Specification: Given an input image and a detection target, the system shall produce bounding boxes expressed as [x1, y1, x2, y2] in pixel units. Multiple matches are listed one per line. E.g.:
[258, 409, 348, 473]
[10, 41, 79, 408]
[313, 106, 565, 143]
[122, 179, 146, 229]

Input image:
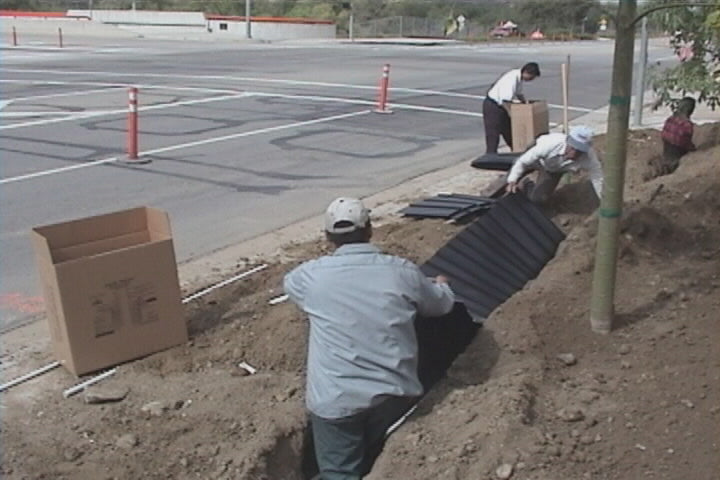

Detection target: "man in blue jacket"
[284, 197, 455, 480]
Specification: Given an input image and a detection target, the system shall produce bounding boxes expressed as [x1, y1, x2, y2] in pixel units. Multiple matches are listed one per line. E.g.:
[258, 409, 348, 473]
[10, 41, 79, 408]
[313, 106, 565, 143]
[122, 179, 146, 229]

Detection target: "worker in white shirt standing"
[506, 125, 604, 203]
[483, 62, 541, 153]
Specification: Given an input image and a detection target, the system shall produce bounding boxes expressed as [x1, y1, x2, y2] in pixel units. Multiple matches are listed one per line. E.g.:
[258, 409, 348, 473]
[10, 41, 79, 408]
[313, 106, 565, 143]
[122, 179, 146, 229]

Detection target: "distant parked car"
[490, 26, 514, 38]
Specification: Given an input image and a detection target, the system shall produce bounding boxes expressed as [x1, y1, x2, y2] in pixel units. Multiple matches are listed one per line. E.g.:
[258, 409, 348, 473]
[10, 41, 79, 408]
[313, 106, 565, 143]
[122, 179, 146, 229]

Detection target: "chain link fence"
[353, 16, 444, 39]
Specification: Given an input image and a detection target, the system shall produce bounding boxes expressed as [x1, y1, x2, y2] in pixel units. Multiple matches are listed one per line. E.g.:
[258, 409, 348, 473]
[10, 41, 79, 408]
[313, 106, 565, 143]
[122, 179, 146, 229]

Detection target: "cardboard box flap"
[33, 207, 151, 251]
[145, 208, 173, 241]
[52, 230, 153, 264]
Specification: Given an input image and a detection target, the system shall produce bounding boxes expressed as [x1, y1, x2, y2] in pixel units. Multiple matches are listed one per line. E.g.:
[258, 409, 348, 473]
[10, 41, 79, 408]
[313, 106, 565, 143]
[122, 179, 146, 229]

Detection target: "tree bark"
[589, 0, 637, 334]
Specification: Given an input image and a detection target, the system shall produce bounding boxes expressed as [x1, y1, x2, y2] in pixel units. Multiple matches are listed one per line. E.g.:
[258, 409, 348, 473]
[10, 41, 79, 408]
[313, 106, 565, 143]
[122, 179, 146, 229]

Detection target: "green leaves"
[647, 0, 720, 110]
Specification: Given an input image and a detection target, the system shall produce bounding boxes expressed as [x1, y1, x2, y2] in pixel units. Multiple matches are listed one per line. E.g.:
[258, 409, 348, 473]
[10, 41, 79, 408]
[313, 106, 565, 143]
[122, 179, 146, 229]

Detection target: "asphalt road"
[0, 37, 675, 331]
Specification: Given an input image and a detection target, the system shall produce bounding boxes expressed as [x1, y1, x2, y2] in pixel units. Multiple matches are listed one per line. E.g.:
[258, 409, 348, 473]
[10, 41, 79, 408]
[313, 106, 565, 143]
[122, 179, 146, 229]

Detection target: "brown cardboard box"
[510, 101, 550, 152]
[31, 207, 187, 376]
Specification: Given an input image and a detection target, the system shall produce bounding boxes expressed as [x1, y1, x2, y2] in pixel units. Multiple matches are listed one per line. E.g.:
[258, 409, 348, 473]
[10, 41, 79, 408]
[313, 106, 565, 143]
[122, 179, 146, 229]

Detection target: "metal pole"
[131, 0, 136, 11]
[58, 28, 63, 48]
[399, 16, 403, 38]
[245, 0, 252, 39]
[589, 0, 637, 334]
[349, 12, 354, 42]
[561, 63, 569, 133]
[633, 17, 649, 127]
[12, 26, 17, 47]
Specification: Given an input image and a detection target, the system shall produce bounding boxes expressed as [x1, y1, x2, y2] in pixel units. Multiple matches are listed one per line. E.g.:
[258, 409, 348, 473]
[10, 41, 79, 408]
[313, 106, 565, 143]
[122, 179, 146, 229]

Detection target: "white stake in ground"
[2, 265, 270, 394]
[63, 368, 117, 398]
[0, 361, 61, 393]
[182, 264, 268, 304]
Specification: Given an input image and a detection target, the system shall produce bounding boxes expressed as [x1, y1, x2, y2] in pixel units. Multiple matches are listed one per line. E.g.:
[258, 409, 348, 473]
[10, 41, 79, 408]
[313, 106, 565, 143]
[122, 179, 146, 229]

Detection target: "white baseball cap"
[324, 197, 370, 234]
[567, 125, 594, 153]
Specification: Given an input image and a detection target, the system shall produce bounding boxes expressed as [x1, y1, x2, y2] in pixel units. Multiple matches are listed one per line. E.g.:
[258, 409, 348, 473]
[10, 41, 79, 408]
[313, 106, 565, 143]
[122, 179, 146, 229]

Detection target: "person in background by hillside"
[655, 97, 697, 176]
[506, 125, 603, 203]
[483, 62, 541, 153]
[284, 197, 455, 480]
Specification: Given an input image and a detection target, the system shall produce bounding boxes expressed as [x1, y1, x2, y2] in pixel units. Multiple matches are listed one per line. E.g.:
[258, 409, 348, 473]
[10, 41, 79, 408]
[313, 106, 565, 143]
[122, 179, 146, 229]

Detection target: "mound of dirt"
[368, 134, 720, 479]
[1, 126, 718, 480]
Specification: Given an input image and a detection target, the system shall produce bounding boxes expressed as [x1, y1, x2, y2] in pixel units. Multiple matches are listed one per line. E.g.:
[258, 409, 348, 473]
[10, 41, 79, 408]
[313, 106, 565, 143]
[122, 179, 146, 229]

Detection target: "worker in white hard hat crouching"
[506, 125, 604, 203]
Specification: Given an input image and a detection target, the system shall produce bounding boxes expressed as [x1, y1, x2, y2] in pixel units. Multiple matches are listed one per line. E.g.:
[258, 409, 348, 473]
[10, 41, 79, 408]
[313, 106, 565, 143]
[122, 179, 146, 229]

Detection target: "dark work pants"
[482, 97, 513, 153]
[527, 169, 564, 203]
[310, 396, 416, 480]
[662, 140, 689, 173]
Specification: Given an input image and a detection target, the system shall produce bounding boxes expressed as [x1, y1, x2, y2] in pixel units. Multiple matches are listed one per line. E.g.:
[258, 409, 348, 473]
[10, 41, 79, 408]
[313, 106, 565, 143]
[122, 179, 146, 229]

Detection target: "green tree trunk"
[589, 0, 637, 333]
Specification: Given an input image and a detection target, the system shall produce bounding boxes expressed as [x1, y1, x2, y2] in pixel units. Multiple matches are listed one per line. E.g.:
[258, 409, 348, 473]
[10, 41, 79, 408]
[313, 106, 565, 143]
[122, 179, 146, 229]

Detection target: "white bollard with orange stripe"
[127, 87, 139, 160]
[374, 64, 393, 114]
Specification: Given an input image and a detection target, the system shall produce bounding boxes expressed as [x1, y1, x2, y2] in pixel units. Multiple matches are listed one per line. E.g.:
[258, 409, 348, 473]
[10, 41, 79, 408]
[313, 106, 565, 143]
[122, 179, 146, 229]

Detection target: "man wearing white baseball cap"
[284, 197, 455, 480]
[506, 125, 604, 203]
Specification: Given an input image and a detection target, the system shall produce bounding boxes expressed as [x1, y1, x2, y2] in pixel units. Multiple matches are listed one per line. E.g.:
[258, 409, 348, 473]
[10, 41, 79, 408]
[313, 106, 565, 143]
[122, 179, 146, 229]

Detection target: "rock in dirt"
[83, 386, 129, 404]
[618, 344, 631, 355]
[557, 408, 586, 422]
[557, 353, 577, 366]
[496, 463, 514, 479]
[116, 433, 139, 449]
[141, 401, 168, 416]
[63, 447, 83, 462]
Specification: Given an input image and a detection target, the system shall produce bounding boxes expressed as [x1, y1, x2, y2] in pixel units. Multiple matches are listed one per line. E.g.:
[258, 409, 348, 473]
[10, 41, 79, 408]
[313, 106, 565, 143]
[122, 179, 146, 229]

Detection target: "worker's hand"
[506, 181, 519, 194]
[434, 275, 449, 284]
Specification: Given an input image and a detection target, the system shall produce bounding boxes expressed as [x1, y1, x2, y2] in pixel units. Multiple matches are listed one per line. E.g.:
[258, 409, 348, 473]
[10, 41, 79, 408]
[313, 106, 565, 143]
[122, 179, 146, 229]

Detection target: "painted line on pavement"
[0, 79, 240, 96]
[247, 91, 485, 118]
[2, 68, 595, 112]
[142, 109, 370, 156]
[0, 156, 120, 185]
[0, 111, 83, 118]
[7, 86, 126, 103]
[0, 92, 250, 131]
[0, 109, 370, 185]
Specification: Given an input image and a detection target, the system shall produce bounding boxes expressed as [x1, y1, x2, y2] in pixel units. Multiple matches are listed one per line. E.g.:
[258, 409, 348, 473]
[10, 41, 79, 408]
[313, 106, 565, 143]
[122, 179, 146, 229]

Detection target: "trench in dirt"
[252, 304, 483, 479]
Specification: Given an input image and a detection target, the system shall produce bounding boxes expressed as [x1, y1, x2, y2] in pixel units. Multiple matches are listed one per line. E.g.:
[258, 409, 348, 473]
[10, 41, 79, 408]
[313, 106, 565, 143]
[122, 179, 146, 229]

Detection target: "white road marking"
[0, 109, 370, 185]
[8, 86, 125, 103]
[142, 109, 370, 156]
[0, 79, 239, 95]
[247, 91, 485, 118]
[0, 111, 82, 118]
[0, 92, 250, 131]
[0, 156, 119, 185]
[2, 68, 595, 112]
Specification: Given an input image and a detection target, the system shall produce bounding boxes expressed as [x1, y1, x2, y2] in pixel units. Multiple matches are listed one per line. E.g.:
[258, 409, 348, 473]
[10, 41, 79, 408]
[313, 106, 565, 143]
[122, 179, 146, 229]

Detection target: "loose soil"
[1, 124, 718, 480]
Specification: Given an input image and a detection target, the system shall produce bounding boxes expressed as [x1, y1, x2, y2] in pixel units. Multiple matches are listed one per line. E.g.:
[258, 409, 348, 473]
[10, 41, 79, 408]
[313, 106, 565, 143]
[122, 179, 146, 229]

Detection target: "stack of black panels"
[470, 152, 522, 171]
[400, 193, 495, 221]
[420, 193, 565, 321]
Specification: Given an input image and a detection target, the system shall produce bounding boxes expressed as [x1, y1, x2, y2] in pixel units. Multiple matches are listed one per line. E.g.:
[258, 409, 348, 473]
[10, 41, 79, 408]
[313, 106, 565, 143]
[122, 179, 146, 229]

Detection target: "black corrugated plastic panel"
[470, 152, 522, 171]
[421, 192, 565, 320]
[400, 194, 495, 221]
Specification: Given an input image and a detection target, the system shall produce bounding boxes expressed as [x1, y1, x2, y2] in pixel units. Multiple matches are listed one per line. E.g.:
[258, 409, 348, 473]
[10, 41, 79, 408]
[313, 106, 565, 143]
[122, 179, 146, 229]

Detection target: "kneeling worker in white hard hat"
[506, 125, 604, 203]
